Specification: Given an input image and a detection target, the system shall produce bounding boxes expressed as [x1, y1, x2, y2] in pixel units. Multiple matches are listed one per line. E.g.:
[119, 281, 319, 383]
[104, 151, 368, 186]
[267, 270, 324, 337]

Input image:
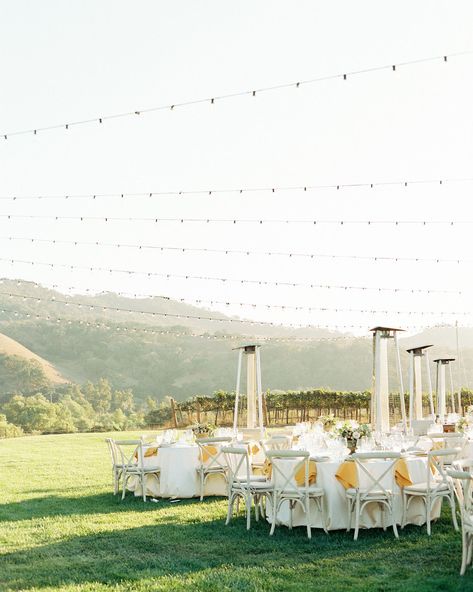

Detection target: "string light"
[0, 304, 374, 343]
[1, 50, 470, 141]
[0, 213, 471, 226]
[0, 235, 469, 265]
[1, 288, 471, 321]
[0, 258, 461, 294]
[0, 176, 471, 201]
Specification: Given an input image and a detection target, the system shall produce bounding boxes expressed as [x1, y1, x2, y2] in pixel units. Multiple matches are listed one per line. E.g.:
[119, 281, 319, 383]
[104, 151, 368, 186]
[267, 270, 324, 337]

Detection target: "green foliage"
[0, 353, 51, 396]
[0, 379, 143, 436]
[0, 413, 23, 438]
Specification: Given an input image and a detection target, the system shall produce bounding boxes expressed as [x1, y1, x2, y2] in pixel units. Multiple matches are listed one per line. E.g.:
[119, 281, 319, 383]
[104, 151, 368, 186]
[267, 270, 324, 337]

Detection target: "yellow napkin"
[394, 458, 412, 487]
[251, 443, 260, 455]
[295, 460, 317, 486]
[144, 446, 159, 458]
[199, 444, 218, 463]
[431, 440, 444, 451]
[263, 458, 272, 479]
[336, 460, 358, 489]
[262, 459, 316, 486]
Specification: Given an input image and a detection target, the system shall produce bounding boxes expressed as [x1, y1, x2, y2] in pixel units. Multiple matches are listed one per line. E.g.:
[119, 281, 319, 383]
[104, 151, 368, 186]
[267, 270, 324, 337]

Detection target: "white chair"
[196, 437, 232, 501]
[223, 446, 272, 530]
[113, 439, 160, 502]
[266, 450, 325, 539]
[345, 452, 401, 541]
[105, 437, 123, 495]
[448, 468, 473, 575]
[240, 428, 264, 441]
[427, 433, 466, 459]
[401, 448, 460, 535]
[411, 420, 434, 436]
[261, 436, 292, 453]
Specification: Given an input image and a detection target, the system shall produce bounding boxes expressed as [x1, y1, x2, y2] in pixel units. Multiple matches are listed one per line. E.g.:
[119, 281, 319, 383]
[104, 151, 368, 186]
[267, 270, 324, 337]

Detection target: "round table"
[268, 455, 441, 531]
[128, 443, 227, 499]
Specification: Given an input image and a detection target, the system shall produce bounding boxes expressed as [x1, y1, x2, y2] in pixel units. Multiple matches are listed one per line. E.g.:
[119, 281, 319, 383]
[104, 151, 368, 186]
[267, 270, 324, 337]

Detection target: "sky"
[0, 0, 472, 337]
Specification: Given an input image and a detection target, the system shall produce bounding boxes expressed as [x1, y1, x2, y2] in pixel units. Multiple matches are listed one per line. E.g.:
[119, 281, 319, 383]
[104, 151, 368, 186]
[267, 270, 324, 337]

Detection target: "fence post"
[170, 398, 178, 429]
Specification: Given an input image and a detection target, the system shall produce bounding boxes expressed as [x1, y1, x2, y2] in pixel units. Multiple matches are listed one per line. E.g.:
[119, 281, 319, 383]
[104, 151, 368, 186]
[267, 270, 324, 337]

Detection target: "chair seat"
[197, 466, 227, 474]
[403, 482, 450, 494]
[125, 466, 160, 475]
[346, 488, 393, 498]
[275, 486, 324, 497]
[233, 479, 272, 490]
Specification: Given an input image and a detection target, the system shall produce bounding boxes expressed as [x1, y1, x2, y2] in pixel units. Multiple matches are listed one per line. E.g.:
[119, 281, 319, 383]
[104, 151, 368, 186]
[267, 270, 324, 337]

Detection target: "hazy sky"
[0, 1, 472, 336]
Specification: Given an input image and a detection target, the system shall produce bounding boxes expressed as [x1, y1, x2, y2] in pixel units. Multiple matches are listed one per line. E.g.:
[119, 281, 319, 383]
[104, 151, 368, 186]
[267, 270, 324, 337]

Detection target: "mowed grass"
[0, 433, 471, 592]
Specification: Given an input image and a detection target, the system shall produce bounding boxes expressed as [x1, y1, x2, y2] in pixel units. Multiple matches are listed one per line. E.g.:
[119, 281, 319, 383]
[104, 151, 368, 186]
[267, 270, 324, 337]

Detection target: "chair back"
[112, 439, 144, 468]
[350, 452, 401, 496]
[453, 458, 473, 473]
[105, 438, 120, 466]
[222, 446, 252, 486]
[240, 428, 264, 441]
[427, 433, 465, 450]
[427, 447, 461, 489]
[261, 436, 292, 453]
[447, 469, 473, 526]
[196, 437, 232, 470]
[411, 419, 434, 436]
[266, 450, 310, 492]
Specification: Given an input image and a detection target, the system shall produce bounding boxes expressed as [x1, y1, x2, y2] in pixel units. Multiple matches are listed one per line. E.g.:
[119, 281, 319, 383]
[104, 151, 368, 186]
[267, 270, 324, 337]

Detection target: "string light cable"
[0, 257, 462, 295]
[1, 50, 471, 140]
[0, 305, 374, 343]
[1, 234, 471, 265]
[0, 176, 472, 201]
[0, 212, 473, 226]
[0, 288, 471, 320]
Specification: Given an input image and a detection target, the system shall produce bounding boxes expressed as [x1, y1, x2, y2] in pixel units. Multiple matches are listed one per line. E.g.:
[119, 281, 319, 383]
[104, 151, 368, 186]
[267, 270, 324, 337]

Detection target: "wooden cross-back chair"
[266, 450, 325, 539]
[345, 452, 401, 541]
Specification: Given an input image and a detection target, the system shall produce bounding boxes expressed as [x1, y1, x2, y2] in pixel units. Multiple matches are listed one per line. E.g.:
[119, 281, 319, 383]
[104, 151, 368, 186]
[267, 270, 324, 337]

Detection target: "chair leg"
[289, 501, 293, 530]
[246, 493, 252, 531]
[225, 493, 235, 525]
[401, 491, 407, 529]
[306, 497, 312, 540]
[390, 502, 399, 539]
[381, 503, 386, 531]
[121, 472, 127, 500]
[200, 471, 204, 502]
[354, 496, 360, 541]
[426, 496, 431, 536]
[461, 530, 468, 575]
[270, 494, 278, 536]
[449, 493, 459, 531]
[467, 533, 473, 566]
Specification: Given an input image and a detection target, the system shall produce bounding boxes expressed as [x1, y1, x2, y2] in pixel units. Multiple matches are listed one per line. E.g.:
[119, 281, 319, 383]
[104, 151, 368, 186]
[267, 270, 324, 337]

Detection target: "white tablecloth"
[268, 456, 441, 531]
[129, 444, 227, 499]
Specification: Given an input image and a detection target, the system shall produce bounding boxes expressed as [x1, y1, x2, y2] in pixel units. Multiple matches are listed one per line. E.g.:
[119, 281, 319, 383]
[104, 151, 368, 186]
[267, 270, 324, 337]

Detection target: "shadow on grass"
[0, 491, 209, 522]
[0, 504, 467, 592]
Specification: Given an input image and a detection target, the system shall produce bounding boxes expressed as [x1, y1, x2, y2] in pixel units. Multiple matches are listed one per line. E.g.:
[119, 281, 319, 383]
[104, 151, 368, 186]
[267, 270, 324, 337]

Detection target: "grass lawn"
[0, 432, 471, 592]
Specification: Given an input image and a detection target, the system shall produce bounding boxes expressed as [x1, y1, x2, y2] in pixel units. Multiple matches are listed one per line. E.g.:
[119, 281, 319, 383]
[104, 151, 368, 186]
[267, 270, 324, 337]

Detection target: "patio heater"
[406, 345, 434, 424]
[433, 358, 456, 420]
[370, 327, 407, 434]
[232, 344, 264, 436]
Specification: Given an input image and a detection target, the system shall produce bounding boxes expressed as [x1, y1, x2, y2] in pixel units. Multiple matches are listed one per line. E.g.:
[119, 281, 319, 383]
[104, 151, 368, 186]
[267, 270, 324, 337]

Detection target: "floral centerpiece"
[334, 420, 371, 454]
[191, 422, 216, 438]
[318, 413, 337, 432]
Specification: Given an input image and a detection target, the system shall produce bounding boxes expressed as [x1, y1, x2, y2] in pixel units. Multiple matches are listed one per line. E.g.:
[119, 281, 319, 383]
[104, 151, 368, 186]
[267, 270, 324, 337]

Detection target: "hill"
[0, 279, 470, 401]
[0, 332, 67, 385]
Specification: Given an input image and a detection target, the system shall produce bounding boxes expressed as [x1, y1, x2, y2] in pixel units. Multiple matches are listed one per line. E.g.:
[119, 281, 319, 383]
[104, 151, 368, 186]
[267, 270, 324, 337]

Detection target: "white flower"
[353, 431, 361, 440]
